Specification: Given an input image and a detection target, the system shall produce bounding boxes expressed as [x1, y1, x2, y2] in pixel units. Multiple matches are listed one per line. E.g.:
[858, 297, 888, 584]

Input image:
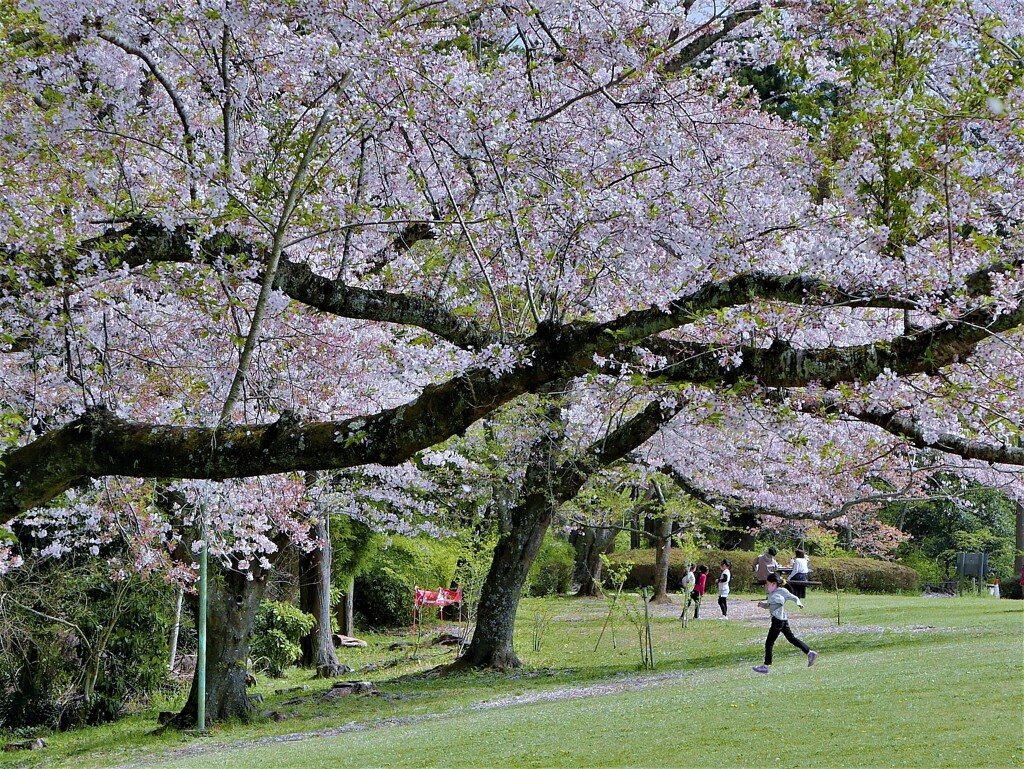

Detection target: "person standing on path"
[692, 564, 708, 620]
[752, 572, 818, 674]
[717, 559, 731, 618]
[753, 547, 778, 586]
[680, 564, 696, 625]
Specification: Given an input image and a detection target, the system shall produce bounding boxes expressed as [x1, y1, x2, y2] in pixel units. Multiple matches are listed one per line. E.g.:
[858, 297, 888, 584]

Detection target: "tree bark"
[449, 493, 554, 670]
[449, 396, 567, 671]
[174, 565, 267, 727]
[335, 574, 355, 637]
[299, 517, 345, 677]
[1015, 501, 1024, 577]
[650, 482, 674, 604]
[575, 525, 616, 597]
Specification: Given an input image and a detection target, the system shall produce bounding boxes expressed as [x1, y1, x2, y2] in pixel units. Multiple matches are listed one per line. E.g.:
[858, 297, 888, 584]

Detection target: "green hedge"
[999, 576, 1023, 600]
[608, 548, 920, 594]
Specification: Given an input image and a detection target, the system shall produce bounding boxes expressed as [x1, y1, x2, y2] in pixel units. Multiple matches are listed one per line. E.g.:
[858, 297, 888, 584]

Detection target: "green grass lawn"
[2, 593, 1021, 769]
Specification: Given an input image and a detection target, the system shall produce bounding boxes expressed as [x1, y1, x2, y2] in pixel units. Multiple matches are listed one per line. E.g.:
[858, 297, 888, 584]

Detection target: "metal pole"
[197, 532, 208, 732]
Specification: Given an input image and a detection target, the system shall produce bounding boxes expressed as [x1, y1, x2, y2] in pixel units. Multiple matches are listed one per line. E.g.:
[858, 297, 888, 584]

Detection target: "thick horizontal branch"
[0, 362, 540, 524]
[637, 298, 1024, 387]
[813, 403, 1024, 466]
[4, 221, 494, 351]
[1, 236, 1022, 522]
[119, 222, 499, 350]
[6, 222, 1019, 357]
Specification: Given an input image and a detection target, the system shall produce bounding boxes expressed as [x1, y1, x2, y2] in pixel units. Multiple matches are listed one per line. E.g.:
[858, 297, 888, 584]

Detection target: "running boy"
[752, 572, 818, 674]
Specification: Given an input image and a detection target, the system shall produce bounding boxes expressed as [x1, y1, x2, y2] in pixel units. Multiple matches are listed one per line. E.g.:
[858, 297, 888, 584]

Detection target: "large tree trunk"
[450, 397, 566, 671]
[299, 517, 346, 677]
[448, 397, 683, 672]
[575, 525, 617, 597]
[650, 482, 674, 604]
[175, 565, 267, 727]
[449, 494, 553, 670]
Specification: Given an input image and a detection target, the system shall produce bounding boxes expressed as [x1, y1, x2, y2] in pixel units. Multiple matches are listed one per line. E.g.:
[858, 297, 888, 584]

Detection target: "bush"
[893, 550, 944, 584]
[526, 536, 575, 596]
[354, 536, 462, 628]
[251, 601, 316, 677]
[354, 564, 412, 629]
[608, 548, 920, 594]
[0, 560, 175, 731]
[999, 575, 1023, 600]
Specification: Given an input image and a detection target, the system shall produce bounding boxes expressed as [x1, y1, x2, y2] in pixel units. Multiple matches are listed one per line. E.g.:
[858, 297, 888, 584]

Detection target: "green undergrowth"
[1, 594, 1019, 769]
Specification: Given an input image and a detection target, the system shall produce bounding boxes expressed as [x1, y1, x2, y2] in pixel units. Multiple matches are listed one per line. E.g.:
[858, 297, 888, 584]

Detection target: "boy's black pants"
[764, 617, 810, 664]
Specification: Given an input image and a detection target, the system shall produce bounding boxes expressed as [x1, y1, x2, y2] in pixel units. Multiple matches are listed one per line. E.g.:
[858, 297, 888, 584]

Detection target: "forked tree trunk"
[175, 565, 267, 726]
[449, 397, 565, 671]
[447, 397, 681, 672]
[299, 517, 346, 676]
[575, 525, 616, 597]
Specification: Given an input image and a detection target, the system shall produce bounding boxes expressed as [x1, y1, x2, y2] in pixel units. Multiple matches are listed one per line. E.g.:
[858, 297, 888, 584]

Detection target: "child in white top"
[717, 559, 731, 618]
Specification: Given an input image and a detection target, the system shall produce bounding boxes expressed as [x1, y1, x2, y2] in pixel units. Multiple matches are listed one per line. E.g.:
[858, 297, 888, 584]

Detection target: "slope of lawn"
[2, 593, 1021, 769]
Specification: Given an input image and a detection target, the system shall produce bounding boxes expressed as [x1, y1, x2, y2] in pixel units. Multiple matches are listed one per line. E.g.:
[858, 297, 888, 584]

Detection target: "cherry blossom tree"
[0, 0, 1021, 708]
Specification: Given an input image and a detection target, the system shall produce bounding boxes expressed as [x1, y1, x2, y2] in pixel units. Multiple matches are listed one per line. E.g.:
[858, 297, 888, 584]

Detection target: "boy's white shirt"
[764, 587, 803, 620]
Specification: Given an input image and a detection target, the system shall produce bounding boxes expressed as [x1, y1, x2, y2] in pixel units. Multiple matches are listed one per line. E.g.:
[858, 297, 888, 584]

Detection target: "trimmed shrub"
[609, 548, 920, 594]
[251, 601, 316, 677]
[354, 564, 412, 629]
[526, 536, 575, 596]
